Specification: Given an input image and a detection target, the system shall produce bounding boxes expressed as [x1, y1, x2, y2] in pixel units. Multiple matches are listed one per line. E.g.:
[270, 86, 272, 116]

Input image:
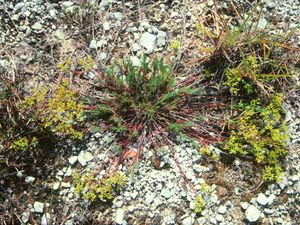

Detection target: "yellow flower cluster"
[224, 94, 288, 182]
[73, 172, 126, 202]
[42, 80, 83, 139]
[19, 80, 83, 140]
[57, 55, 96, 73]
[225, 55, 258, 95]
[194, 194, 206, 214]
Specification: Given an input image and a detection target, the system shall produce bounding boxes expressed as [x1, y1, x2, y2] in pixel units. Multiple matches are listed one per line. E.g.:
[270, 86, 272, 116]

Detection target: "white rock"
[14, 3, 26, 11]
[100, 0, 111, 10]
[54, 30, 65, 40]
[132, 43, 140, 52]
[41, 213, 51, 225]
[153, 198, 162, 207]
[61, 182, 71, 188]
[258, 18, 268, 29]
[103, 22, 110, 31]
[115, 200, 123, 208]
[145, 192, 156, 205]
[257, 193, 269, 205]
[17, 171, 24, 178]
[291, 175, 299, 182]
[240, 202, 249, 210]
[25, 176, 35, 183]
[64, 167, 72, 177]
[245, 205, 261, 222]
[128, 205, 135, 212]
[53, 182, 60, 190]
[12, 14, 19, 21]
[210, 193, 218, 203]
[87, 71, 96, 79]
[114, 12, 123, 20]
[99, 52, 107, 60]
[89, 39, 98, 49]
[216, 214, 224, 222]
[68, 156, 78, 165]
[22, 212, 29, 223]
[97, 39, 107, 48]
[94, 132, 102, 139]
[115, 208, 125, 224]
[140, 21, 150, 28]
[62, 1, 74, 7]
[78, 151, 94, 166]
[57, 170, 64, 176]
[210, 217, 217, 224]
[140, 32, 156, 52]
[277, 176, 288, 189]
[200, 209, 208, 216]
[24, 10, 31, 17]
[207, 0, 214, 7]
[161, 189, 172, 199]
[156, 31, 167, 46]
[182, 216, 195, 225]
[130, 191, 138, 199]
[267, 194, 276, 205]
[130, 56, 140, 67]
[32, 22, 43, 31]
[33, 201, 44, 213]
[218, 205, 227, 214]
[49, 9, 57, 18]
[65, 220, 74, 225]
[264, 208, 274, 215]
[162, 209, 176, 224]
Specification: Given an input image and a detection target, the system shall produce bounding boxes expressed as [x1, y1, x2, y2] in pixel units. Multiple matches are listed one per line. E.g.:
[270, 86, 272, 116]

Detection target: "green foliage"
[224, 94, 288, 182]
[73, 172, 126, 202]
[167, 122, 194, 135]
[84, 56, 221, 149]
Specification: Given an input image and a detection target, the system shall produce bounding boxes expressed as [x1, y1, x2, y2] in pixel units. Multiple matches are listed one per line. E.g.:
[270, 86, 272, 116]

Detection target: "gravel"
[0, 0, 299, 224]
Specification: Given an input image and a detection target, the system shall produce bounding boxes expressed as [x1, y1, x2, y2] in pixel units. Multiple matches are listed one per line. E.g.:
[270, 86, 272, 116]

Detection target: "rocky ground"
[0, 0, 299, 225]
